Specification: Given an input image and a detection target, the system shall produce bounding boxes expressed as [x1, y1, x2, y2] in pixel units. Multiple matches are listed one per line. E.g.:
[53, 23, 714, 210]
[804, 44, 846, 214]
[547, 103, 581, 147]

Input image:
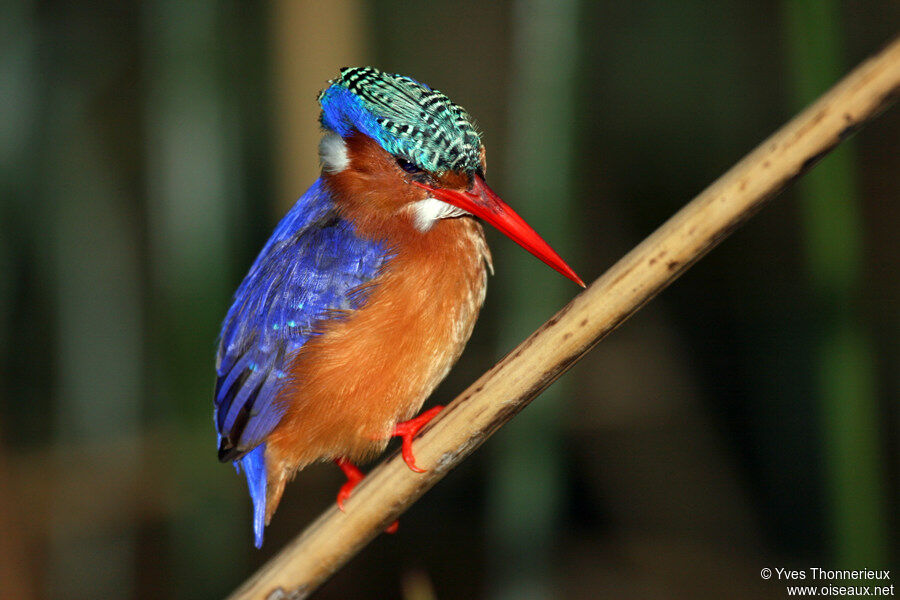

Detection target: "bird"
[214, 66, 584, 548]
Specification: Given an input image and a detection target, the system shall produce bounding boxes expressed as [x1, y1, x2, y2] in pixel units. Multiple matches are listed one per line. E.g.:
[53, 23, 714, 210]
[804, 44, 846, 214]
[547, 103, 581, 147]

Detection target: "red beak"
[414, 176, 585, 287]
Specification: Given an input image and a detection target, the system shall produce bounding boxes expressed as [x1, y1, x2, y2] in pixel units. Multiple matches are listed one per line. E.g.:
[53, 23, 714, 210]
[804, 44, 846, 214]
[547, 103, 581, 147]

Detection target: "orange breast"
[266, 216, 489, 474]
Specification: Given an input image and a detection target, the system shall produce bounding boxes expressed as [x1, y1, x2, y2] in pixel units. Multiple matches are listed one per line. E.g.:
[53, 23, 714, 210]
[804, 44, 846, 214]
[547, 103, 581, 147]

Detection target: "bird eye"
[396, 158, 422, 174]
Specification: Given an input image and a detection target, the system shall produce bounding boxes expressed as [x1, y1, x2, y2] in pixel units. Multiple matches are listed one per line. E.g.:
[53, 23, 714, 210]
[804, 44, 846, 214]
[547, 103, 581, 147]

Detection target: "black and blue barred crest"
[318, 66, 483, 173]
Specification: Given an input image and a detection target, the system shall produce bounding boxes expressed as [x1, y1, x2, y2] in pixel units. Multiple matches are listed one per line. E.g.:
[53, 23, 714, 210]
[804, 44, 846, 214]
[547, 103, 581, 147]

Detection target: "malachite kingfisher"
[214, 66, 584, 547]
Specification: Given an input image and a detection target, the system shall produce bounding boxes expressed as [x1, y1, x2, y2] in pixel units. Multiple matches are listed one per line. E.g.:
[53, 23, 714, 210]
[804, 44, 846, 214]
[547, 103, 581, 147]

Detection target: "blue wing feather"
[214, 178, 388, 459]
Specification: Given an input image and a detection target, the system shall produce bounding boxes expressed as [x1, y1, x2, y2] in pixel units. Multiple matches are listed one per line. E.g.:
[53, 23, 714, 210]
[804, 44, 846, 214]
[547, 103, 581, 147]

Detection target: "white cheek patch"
[318, 132, 349, 173]
[409, 197, 470, 231]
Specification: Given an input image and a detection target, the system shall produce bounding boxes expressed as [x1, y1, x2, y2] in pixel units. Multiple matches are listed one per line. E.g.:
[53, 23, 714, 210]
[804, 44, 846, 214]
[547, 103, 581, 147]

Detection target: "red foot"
[334, 458, 364, 512]
[333, 458, 399, 534]
[392, 405, 444, 473]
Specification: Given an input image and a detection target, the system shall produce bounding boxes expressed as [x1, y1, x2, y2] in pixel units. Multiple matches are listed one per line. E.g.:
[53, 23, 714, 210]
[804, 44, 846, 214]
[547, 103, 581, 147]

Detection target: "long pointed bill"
[414, 176, 585, 287]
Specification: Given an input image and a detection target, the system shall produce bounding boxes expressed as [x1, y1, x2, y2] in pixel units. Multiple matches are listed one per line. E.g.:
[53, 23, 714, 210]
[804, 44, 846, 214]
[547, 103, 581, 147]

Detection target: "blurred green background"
[1, 1, 898, 599]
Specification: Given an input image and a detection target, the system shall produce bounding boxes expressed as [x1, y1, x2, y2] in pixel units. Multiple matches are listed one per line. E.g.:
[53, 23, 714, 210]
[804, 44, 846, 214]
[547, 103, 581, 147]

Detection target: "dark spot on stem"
[800, 142, 839, 173]
[838, 120, 861, 141]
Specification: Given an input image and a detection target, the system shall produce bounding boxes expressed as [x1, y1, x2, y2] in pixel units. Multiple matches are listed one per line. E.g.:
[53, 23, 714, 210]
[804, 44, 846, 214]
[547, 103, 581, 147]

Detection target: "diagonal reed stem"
[228, 35, 900, 600]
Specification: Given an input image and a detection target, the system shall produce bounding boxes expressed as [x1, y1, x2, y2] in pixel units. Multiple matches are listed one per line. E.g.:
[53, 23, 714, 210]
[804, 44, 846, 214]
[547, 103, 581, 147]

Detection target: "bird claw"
[392, 405, 444, 473]
[334, 404, 444, 528]
[334, 458, 399, 534]
[334, 458, 364, 511]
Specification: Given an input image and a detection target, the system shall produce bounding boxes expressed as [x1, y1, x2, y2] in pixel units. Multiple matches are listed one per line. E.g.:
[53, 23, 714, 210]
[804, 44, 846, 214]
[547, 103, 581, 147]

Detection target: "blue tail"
[237, 444, 268, 548]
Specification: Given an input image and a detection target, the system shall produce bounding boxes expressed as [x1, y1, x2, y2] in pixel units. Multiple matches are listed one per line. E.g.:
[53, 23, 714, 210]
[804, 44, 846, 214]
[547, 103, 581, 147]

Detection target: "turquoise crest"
[318, 67, 483, 174]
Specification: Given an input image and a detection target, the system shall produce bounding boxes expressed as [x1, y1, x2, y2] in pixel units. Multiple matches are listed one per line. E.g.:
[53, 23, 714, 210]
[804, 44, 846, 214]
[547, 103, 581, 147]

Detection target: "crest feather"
[318, 67, 483, 173]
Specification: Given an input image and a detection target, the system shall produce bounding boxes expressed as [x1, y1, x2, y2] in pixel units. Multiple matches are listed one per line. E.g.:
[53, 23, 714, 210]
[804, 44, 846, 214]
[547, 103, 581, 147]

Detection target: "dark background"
[1, 1, 898, 598]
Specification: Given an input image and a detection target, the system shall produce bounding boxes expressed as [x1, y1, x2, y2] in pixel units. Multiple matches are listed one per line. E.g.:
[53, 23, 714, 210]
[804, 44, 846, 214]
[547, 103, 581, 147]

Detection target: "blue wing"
[214, 178, 388, 461]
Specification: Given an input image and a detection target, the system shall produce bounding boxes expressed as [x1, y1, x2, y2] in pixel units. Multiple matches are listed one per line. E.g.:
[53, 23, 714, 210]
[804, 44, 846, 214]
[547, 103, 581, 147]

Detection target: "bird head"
[317, 67, 584, 287]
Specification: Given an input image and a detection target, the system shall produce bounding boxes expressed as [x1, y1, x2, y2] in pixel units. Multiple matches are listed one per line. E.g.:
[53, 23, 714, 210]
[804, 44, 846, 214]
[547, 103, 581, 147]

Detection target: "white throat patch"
[318, 132, 349, 173]
[409, 197, 469, 231]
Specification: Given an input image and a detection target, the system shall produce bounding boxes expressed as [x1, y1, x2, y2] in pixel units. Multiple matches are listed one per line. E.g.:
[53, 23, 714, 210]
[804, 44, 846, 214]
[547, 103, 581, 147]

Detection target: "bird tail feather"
[237, 444, 268, 548]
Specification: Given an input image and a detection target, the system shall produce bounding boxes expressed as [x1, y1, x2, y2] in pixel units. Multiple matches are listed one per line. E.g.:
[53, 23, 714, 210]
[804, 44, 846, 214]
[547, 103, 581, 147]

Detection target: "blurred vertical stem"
[43, 5, 143, 598]
[142, 1, 242, 595]
[270, 0, 370, 211]
[782, 0, 886, 567]
[487, 1, 579, 599]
